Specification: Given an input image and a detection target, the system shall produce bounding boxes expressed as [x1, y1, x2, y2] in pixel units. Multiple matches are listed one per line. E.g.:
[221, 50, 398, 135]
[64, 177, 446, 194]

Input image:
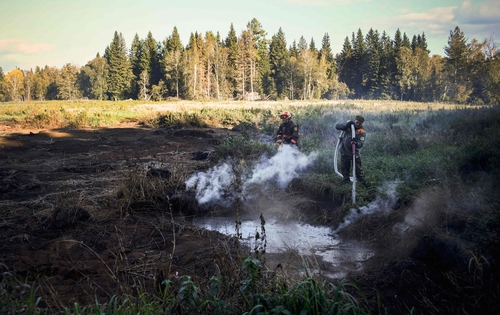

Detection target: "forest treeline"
[1, 18, 499, 104]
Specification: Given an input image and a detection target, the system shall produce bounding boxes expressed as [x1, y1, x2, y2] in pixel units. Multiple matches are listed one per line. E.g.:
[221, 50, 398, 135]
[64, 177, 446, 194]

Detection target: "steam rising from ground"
[246, 145, 318, 189]
[185, 145, 318, 204]
[185, 162, 236, 205]
[332, 181, 400, 233]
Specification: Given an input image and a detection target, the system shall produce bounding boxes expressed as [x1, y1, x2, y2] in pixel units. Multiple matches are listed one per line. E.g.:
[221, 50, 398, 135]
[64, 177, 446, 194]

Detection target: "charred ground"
[1, 122, 498, 314]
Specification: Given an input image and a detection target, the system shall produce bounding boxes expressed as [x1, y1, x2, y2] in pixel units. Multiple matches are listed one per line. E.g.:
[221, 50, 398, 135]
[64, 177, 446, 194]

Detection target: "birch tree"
[137, 70, 150, 100]
[23, 69, 34, 101]
[4, 69, 24, 101]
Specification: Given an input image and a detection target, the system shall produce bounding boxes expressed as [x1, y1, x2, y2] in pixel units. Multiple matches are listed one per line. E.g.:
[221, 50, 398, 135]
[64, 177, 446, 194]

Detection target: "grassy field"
[0, 99, 478, 129]
[1, 99, 499, 314]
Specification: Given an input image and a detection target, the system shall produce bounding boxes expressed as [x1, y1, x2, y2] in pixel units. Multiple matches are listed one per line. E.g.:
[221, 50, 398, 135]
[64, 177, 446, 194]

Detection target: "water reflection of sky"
[193, 216, 374, 274]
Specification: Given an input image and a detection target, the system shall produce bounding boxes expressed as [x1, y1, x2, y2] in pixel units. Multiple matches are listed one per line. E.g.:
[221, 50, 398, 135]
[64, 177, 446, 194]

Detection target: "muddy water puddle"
[193, 215, 374, 278]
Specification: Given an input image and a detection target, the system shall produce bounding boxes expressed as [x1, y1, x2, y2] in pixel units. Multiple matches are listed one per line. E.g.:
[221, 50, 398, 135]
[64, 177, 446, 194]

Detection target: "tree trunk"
[250, 60, 254, 100]
[193, 63, 197, 98]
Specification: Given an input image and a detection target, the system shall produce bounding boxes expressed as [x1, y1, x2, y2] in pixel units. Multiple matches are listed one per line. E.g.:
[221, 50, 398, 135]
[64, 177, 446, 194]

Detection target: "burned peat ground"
[0, 122, 498, 314]
[0, 124, 250, 307]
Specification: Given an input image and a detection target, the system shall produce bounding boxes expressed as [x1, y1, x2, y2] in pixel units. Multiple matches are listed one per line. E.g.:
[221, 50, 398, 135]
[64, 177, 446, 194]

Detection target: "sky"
[1, 0, 499, 73]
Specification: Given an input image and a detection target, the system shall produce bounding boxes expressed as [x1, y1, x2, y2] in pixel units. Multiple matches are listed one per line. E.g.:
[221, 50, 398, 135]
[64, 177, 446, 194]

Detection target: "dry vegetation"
[1, 100, 499, 314]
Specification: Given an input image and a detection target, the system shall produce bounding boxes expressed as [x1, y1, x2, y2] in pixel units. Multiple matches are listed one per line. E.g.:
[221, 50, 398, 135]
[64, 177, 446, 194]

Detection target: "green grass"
[1, 259, 368, 315]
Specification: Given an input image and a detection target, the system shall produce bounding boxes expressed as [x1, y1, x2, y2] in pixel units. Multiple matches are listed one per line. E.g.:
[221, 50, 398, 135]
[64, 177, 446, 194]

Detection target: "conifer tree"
[379, 31, 395, 98]
[163, 26, 184, 98]
[364, 28, 381, 97]
[444, 26, 472, 102]
[298, 36, 308, 52]
[166, 26, 183, 52]
[419, 32, 430, 53]
[269, 28, 289, 99]
[309, 38, 317, 53]
[289, 41, 298, 59]
[104, 31, 131, 100]
[319, 33, 335, 79]
[140, 31, 161, 95]
[337, 36, 354, 91]
[411, 35, 418, 51]
[249, 18, 272, 99]
[392, 29, 405, 98]
[129, 33, 142, 98]
[352, 28, 367, 97]
[224, 23, 239, 98]
[402, 33, 411, 48]
[393, 29, 403, 54]
[283, 46, 299, 100]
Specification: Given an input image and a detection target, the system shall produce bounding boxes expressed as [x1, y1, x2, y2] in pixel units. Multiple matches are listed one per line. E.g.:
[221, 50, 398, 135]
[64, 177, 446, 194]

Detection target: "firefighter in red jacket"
[276, 111, 299, 146]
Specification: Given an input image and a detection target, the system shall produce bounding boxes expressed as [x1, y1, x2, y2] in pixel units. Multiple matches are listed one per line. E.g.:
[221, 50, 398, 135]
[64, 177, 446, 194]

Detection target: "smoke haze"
[332, 181, 400, 233]
[185, 145, 318, 204]
[185, 161, 236, 205]
[246, 145, 318, 189]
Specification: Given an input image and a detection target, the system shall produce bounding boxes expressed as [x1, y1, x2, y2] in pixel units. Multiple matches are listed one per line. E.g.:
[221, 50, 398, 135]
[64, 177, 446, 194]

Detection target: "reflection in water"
[193, 215, 374, 278]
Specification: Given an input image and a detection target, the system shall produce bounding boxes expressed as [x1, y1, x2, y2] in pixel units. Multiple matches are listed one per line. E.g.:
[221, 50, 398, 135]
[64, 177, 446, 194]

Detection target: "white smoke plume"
[185, 145, 318, 204]
[185, 161, 235, 205]
[246, 145, 318, 189]
[332, 181, 400, 233]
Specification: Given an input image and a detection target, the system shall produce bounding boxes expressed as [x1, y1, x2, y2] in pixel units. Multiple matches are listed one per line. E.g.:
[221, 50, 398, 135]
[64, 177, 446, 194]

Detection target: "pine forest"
[1, 19, 499, 104]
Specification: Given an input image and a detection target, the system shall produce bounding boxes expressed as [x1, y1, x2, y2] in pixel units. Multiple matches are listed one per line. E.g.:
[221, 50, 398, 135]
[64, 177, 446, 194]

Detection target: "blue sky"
[1, 0, 499, 73]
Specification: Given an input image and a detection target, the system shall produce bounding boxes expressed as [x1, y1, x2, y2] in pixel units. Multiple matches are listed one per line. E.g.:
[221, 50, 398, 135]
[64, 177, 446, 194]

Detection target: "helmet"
[355, 115, 365, 123]
[280, 111, 291, 119]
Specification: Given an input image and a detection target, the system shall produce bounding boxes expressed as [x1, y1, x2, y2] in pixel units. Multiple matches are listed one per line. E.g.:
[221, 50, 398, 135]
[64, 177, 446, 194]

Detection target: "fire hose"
[334, 123, 357, 205]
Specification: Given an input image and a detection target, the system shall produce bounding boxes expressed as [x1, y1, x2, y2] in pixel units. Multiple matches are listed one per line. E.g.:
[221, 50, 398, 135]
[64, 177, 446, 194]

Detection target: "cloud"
[365, 1, 499, 42]
[453, 0, 500, 25]
[283, 0, 371, 6]
[0, 39, 53, 55]
[377, 6, 456, 38]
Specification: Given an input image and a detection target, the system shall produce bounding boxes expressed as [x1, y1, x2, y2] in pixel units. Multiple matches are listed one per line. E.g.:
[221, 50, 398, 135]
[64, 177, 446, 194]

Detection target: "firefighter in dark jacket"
[276, 111, 299, 146]
[335, 115, 366, 184]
